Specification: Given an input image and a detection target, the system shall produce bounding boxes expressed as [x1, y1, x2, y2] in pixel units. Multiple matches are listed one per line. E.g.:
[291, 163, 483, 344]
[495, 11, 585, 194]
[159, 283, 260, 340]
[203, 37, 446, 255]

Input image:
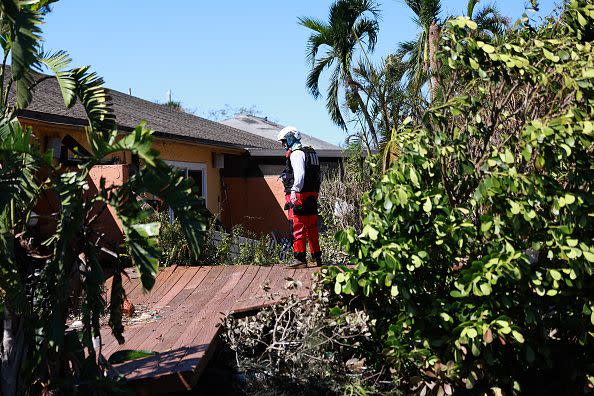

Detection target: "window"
[164, 160, 208, 202]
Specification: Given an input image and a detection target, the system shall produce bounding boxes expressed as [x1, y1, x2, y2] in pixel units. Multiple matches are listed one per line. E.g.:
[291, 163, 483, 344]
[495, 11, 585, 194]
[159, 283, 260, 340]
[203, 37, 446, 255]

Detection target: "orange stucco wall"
[221, 175, 290, 235]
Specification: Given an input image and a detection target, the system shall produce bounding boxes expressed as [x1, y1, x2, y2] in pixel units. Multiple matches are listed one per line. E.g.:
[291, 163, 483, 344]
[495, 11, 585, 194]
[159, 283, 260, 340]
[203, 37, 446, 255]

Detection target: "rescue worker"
[277, 126, 322, 268]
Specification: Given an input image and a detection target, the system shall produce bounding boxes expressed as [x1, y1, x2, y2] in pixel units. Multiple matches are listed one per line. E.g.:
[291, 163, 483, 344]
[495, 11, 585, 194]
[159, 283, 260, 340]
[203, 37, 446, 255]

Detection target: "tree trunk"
[346, 72, 378, 149]
[1, 304, 25, 396]
[354, 92, 379, 149]
[428, 20, 441, 102]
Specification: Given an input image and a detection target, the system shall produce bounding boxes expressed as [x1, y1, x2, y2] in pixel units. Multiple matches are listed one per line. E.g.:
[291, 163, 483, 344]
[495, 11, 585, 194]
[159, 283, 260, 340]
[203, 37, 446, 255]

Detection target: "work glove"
[290, 191, 297, 204]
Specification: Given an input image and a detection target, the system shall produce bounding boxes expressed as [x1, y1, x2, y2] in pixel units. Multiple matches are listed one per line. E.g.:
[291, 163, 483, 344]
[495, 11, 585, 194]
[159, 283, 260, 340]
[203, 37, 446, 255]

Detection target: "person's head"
[277, 126, 301, 150]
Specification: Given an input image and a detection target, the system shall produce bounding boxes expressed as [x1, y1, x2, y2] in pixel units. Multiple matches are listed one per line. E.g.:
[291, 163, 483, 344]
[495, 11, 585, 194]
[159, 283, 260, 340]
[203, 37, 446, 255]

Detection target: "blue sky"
[42, 0, 559, 146]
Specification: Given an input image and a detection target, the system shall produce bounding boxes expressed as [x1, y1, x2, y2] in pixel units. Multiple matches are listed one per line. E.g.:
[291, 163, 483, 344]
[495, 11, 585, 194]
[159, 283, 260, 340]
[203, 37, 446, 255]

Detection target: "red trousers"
[286, 192, 320, 255]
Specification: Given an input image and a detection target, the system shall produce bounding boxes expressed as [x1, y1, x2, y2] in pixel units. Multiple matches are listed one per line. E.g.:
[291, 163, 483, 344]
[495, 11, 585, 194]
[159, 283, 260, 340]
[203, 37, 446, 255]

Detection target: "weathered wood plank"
[99, 264, 319, 393]
[101, 265, 178, 353]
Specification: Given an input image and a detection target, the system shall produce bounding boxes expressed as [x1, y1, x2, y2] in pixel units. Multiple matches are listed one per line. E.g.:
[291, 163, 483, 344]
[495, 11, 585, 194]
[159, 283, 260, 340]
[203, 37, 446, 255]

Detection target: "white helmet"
[277, 126, 301, 141]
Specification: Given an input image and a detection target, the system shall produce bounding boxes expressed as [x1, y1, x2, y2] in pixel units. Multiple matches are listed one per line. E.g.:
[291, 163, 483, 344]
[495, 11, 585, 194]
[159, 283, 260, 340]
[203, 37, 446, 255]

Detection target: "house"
[219, 115, 344, 234]
[15, 76, 344, 243]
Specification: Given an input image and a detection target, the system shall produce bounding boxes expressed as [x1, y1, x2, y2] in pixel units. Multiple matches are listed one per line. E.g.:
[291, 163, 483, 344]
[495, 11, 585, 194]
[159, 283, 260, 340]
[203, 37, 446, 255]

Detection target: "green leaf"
[583, 251, 594, 263]
[481, 43, 495, 54]
[363, 225, 379, 241]
[39, 50, 77, 108]
[543, 48, 559, 62]
[108, 349, 156, 364]
[549, 269, 561, 281]
[11, 7, 43, 108]
[440, 312, 453, 322]
[512, 330, 525, 343]
[479, 283, 492, 295]
[125, 223, 161, 291]
[423, 197, 432, 213]
[334, 280, 342, 295]
[409, 168, 419, 187]
[510, 201, 521, 215]
[329, 306, 343, 317]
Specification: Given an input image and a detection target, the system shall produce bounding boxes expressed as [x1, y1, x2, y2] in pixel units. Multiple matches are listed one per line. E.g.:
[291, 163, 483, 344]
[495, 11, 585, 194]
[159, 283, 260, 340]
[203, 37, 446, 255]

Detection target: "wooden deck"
[100, 265, 318, 394]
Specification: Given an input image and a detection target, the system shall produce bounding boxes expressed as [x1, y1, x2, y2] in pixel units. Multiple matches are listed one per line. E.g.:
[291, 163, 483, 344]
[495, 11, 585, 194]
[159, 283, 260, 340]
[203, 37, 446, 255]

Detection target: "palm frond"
[326, 64, 346, 129]
[306, 52, 335, 99]
[38, 50, 77, 108]
[298, 16, 327, 33]
[71, 66, 115, 133]
[10, 6, 43, 108]
[353, 17, 379, 52]
[473, 3, 509, 36]
[467, 0, 480, 18]
[405, 0, 441, 26]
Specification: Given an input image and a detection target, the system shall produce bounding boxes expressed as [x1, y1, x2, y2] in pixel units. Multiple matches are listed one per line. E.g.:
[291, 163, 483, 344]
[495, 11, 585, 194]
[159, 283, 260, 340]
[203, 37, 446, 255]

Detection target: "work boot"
[313, 251, 323, 267]
[288, 252, 307, 269]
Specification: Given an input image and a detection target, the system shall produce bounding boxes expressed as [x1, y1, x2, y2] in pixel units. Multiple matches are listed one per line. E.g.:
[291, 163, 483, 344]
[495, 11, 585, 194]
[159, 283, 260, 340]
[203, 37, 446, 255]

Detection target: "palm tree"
[396, 0, 441, 101]
[353, 55, 407, 143]
[300, 0, 380, 146]
[398, 0, 508, 102]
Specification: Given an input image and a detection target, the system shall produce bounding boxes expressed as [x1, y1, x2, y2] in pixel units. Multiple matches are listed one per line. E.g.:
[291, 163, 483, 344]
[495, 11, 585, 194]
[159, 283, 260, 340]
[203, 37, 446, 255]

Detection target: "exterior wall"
[19, 118, 245, 255]
[20, 119, 126, 163]
[222, 176, 289, 235]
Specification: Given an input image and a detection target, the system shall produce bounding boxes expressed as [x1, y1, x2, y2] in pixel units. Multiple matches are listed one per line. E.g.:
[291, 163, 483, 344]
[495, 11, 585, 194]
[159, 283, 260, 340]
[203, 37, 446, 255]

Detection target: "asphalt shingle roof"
[220, 115, 343, 157]
[10, 70, 279, 150]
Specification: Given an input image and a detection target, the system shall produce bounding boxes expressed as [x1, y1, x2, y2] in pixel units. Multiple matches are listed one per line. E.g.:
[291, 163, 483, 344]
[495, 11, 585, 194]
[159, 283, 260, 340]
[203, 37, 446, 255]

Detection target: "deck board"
[101, 266, 178, 354]
[99, 264, 317, 393]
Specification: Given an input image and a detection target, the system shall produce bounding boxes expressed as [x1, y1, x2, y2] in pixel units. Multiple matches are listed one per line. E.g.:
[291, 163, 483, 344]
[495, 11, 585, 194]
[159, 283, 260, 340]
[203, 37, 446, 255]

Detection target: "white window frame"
[165, 160, 208, 203]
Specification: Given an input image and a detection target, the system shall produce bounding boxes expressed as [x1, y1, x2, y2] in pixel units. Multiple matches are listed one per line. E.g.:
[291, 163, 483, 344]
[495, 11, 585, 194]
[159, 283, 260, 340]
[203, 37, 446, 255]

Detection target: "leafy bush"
[229, 225, 284, 266]
[152, 213, 286, 266]
[328, 2, 594, 394]
[319, 147, 374, 235]
[147, 211, 195, 266]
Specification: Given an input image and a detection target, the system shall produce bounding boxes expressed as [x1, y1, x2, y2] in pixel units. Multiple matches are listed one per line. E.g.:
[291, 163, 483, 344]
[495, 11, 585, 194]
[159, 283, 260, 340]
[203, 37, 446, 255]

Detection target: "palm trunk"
[1, 304, 25, 396]
[428, 21, 441, 102]
[354, 92, 378, 149]
[346, 72, 378, 149]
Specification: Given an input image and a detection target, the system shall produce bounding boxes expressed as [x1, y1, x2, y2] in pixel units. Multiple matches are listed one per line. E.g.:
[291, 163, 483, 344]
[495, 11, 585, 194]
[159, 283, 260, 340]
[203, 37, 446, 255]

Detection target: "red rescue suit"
[281, 147, 322, 263]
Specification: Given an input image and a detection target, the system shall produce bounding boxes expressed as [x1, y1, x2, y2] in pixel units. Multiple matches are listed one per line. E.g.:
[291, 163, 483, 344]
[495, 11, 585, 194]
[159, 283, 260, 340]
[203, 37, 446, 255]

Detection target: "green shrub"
[328, 2, 594, 394]
[147, 211, 194, 266]
[154, 215, 286, 266]
[230, 225, 284, 266]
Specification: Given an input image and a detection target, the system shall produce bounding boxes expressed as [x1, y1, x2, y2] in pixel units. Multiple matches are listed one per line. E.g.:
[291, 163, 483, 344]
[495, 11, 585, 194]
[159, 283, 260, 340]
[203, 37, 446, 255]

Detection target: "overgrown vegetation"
[326, 1, 594, 394]
[223, 285, 386, 395]
[318, 147, 374, 264]
[151, 211, 287, 266]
